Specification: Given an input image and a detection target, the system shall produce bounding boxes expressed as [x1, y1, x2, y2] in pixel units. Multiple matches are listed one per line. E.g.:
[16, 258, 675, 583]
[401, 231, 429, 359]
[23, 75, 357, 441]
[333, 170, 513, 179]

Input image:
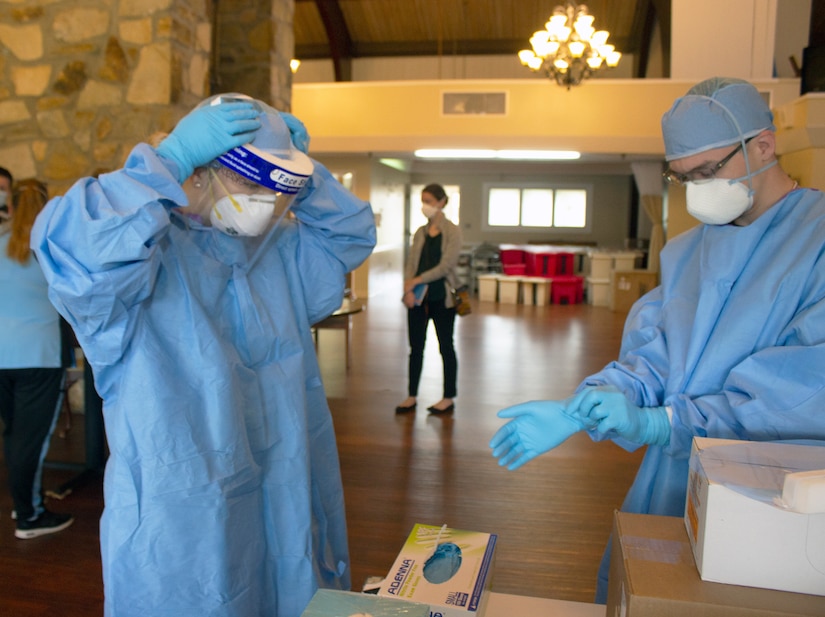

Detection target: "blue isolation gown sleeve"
[31, 144, 185, 374]
[282, 160, 376, 324]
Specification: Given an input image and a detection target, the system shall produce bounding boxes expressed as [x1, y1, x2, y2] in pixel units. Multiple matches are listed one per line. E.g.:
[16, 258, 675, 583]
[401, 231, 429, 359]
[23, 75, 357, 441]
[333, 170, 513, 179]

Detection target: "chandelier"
[518, 1, 622, 89]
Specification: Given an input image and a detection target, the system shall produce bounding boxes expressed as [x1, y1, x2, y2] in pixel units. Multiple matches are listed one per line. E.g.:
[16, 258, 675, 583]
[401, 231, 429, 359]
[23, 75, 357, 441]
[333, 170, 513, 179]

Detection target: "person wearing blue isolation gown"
[488, 77, 825, 602]
[31, 94, 375, 617]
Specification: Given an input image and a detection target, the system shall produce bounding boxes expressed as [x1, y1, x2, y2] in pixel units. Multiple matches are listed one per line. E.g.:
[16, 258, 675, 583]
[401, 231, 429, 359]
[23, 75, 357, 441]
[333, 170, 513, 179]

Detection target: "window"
[485, 184, 590, 231]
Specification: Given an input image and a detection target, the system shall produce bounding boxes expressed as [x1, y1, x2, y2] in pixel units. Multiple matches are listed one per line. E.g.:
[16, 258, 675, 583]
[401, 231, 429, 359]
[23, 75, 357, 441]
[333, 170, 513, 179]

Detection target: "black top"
[416, 232, 446, 302]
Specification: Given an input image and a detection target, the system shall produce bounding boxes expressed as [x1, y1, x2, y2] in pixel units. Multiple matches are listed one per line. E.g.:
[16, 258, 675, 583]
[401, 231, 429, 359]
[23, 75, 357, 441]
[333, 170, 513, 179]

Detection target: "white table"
[486, 593, 605, 617]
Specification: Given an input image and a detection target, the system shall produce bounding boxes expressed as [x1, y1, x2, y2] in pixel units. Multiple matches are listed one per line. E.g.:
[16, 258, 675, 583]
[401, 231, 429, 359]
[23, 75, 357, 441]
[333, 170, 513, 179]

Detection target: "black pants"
[0, 368, 64, 520]
[407, 299, 457, 398]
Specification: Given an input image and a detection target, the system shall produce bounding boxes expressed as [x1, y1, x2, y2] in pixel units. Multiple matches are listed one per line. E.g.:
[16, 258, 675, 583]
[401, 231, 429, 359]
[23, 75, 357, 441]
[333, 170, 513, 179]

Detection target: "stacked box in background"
[609, 270, 658, 312]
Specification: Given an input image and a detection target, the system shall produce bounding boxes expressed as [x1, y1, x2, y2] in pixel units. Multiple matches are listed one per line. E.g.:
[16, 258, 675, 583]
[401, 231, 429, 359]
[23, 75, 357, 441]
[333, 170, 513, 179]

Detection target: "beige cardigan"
[405, 215, 463, 308]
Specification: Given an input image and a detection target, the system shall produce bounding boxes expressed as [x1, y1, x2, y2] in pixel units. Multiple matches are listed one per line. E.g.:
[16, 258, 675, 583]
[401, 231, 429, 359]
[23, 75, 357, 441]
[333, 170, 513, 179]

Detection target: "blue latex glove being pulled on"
[156, 101, 262, 183]
[570, 385, 671, 446]
[489, 399, 594, 470]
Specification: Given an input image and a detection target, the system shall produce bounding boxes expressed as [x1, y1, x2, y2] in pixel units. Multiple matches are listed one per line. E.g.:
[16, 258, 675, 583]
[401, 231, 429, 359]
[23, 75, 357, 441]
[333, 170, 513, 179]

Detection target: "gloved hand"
[280, 111, 310, 154]
[489, 399, 589, 470]
[156, 101, 262, 183]
[569, 385, 671, 446]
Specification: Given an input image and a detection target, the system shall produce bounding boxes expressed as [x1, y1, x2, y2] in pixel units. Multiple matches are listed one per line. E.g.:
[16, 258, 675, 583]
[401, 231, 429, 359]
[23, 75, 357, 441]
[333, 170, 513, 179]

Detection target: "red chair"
[525, 251, 557, 277]
[554, 252, 576, 275]
[551, 275, 584, 304]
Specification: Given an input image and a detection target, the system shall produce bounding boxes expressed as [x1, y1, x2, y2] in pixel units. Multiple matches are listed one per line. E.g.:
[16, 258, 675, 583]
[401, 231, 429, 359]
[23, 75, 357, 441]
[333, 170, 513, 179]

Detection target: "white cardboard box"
[378, 524, 497, 617]
[585, 277, 609, 306]
[685, 437, 825, 596]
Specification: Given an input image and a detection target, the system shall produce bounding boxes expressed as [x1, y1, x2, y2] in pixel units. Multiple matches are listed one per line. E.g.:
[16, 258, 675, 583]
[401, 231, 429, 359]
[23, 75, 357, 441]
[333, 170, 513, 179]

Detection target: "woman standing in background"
[0, 179, 74, 538]
[397, 183, 463, 415]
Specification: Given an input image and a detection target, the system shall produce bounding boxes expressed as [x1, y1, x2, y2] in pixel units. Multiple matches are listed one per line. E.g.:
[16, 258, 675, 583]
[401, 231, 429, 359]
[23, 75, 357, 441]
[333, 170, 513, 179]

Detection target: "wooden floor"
[0, 289, 644, 615]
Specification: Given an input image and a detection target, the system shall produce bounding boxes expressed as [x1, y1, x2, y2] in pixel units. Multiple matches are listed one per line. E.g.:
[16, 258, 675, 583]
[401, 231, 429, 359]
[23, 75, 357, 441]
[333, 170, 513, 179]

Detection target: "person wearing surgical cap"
[30, 94, 376, 617]
[489, 77, 825, 602]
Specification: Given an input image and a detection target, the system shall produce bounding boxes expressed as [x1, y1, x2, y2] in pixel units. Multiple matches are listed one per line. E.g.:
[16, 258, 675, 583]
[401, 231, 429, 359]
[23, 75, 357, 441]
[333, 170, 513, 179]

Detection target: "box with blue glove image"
[377, 524, 497, 617]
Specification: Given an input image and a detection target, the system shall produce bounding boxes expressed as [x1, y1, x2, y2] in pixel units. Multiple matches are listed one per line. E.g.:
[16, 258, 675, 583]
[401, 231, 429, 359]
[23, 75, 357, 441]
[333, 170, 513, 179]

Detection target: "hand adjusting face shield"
[201, 93, 314, 236]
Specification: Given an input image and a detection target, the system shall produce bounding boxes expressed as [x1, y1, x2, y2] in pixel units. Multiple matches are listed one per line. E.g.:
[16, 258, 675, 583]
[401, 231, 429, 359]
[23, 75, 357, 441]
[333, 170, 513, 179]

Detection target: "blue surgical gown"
[30, 145, 376, 617]
[581, 188, 825, 600]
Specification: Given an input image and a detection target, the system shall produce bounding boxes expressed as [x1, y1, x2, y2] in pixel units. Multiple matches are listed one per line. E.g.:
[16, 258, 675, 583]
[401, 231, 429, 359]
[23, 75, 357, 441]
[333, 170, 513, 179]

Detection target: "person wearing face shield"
[488, 77, 825, 603]
[30, 94, 376, 617]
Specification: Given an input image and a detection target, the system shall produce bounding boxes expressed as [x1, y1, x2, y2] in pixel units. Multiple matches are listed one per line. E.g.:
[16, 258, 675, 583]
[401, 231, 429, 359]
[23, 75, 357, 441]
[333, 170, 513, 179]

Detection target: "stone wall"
[215, 0, 294, 109]
[0, 0, 294, 195]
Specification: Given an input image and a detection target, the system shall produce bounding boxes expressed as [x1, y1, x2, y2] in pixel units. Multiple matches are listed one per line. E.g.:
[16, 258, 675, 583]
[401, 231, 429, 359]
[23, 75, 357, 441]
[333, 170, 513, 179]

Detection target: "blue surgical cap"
[661, 77, 775, 161]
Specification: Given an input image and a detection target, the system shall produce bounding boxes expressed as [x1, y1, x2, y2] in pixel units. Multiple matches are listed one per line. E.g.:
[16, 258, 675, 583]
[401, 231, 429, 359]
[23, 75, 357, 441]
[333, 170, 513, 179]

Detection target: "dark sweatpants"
[0, 368, 64, 520]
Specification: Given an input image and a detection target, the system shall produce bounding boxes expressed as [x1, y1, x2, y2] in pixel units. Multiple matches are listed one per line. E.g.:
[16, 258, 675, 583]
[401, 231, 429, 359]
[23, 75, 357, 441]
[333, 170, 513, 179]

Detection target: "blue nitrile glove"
[570, 385, 671, 446]
[156, 101, 262, 183]
[489, 399, 590, 470]
[280, 111, 310, 154]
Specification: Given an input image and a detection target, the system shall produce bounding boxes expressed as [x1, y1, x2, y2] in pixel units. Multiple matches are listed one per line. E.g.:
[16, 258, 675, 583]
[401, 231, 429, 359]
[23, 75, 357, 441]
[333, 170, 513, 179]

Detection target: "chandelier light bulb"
[591, 30, 609, 47]
[568, 41, 586, 58]
[587, 56, 603, 69]
[520, 0, 622, 89]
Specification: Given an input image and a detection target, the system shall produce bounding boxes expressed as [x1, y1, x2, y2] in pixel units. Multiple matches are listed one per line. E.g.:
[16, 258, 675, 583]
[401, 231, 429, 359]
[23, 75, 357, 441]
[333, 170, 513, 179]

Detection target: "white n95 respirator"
[209, 193, 278, 237]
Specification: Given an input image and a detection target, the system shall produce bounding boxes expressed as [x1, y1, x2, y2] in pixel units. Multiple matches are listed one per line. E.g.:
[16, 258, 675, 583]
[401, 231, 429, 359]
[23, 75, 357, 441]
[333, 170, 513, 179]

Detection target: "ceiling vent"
[442, 92, 507, 116]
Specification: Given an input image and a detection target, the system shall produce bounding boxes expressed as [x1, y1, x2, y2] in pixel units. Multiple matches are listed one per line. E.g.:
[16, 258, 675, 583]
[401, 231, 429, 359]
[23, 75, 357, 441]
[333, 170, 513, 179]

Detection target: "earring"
[194, 181, 202, 188]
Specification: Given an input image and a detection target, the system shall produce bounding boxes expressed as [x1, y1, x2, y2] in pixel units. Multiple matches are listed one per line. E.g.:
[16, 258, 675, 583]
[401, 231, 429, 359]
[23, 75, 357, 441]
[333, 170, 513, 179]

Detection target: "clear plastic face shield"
[198, 94, 314, 236]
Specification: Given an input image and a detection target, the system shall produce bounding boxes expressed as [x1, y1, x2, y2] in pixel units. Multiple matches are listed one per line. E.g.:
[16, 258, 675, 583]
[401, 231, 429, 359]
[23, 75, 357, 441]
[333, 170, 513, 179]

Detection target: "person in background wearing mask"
[396, 183, 463, 415]
[1, 179, 74, 538]
[0, 167, 12, 222]
[31, 94, 376, 617]
[488, 77, 825, 602]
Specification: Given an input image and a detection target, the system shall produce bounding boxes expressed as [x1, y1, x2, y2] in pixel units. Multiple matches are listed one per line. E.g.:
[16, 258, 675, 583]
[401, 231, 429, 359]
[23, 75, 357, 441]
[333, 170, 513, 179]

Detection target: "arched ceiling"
[294, 0, 671, 81]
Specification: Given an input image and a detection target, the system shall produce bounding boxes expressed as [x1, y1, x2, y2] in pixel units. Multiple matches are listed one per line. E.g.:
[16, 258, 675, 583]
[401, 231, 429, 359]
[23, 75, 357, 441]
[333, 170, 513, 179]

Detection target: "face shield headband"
[207, 94, 314, 196]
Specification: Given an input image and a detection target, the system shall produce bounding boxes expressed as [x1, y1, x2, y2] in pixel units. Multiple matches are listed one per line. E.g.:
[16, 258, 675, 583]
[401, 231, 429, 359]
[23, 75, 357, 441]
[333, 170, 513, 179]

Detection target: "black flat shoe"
[395, 403, 417, 414]
[427, 403, 454, 415]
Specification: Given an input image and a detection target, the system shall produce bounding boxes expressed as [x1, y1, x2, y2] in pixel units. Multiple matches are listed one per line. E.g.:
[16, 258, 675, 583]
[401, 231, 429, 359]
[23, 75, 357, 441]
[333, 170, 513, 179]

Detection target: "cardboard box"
[586, 277, 610, 306]
[685, 438, 825, 596]
[611, 251, 639, 271]
[607, 511, 825, 617]
[378, 524, 497, 617]
[476, 274, 499, 302]
[301, 589, 430, 617]
[609, 270, 658, 313]
[497, 277, 520, 304]
[585, 252, 613, 279]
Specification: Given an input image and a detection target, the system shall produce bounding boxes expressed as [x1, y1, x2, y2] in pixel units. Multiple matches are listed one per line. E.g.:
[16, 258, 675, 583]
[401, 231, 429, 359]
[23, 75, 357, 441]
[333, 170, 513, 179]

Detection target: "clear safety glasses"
[663, 136, 754, 186]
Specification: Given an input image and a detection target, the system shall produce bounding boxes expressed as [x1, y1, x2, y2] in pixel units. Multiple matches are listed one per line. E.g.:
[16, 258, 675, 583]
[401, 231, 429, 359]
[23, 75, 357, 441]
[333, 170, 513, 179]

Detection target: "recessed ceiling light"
[414, 149, 581, 160]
